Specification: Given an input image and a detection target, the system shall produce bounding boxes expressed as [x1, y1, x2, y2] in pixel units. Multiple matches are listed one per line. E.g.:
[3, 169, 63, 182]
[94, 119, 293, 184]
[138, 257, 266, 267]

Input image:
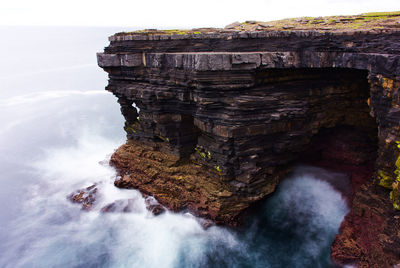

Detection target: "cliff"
[98, 12, 400, 267]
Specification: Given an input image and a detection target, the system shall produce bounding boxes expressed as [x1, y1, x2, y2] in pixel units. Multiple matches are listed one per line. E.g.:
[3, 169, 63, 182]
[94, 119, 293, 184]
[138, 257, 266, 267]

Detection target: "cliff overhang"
[98, 15, 400, 267]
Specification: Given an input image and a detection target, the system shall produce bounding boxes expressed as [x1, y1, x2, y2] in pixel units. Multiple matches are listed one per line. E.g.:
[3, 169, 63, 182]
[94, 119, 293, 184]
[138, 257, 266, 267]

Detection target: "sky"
[1, 0, 399, 28]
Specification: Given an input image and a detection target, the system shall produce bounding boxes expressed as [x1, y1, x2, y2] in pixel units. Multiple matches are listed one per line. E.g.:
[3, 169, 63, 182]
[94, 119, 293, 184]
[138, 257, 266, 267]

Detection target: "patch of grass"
[362, 11, 400, 17]
[113, 11, 400, 37]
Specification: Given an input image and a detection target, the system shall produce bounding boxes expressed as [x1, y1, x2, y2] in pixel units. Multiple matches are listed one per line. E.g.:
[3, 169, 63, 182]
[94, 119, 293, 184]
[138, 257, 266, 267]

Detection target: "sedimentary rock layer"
[98, 26, 400, 267]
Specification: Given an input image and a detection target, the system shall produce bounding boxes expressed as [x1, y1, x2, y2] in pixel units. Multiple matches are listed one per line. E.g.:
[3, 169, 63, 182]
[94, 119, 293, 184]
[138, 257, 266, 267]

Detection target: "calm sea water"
[0, 26, 348, 268]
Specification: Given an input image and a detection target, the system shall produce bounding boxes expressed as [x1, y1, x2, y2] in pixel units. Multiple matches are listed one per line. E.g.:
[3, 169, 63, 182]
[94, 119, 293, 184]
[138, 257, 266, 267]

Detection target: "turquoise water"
[0, 27, 348, 268]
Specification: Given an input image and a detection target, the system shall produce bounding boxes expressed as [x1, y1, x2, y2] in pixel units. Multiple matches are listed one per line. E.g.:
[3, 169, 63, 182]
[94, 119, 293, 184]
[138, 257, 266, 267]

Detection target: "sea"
[0, 26, 349, 268]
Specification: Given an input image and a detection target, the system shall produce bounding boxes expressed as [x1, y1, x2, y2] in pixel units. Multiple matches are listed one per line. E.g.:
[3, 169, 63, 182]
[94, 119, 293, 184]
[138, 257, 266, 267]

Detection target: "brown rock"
[224, 21, 241, 29]
[258, 23, 273, 28]
[331, 183, 400, 267]
[68, 184, 98, 210]
[109, 140, 283, 225]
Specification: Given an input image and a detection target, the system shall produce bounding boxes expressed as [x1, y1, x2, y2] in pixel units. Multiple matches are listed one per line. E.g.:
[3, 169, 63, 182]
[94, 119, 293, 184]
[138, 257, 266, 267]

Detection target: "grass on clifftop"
[242, 11, 400, 32]
[114, 11, 400, 36]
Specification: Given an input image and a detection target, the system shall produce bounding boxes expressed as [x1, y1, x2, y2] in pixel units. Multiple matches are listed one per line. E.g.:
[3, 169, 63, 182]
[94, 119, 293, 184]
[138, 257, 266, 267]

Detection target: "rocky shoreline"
[96, 13, 400, 267]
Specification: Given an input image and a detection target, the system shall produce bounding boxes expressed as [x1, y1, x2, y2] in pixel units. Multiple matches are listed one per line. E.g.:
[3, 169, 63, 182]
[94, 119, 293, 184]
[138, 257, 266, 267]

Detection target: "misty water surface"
[0, 26, 348, 268]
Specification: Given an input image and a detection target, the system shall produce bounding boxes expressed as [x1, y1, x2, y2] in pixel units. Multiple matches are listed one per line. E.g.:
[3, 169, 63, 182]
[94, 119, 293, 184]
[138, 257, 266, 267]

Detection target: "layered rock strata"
[98, 27, 400, 266]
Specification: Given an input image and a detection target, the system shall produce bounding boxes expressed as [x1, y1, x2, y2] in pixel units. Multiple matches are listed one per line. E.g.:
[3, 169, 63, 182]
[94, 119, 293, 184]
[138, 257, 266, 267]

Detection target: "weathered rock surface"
[98, 14, 400, 267]
[68, 184, 98, 210]
[110, 139, 282, 224]
[68, 184, 166, 216]
[331, 183, 400, 268]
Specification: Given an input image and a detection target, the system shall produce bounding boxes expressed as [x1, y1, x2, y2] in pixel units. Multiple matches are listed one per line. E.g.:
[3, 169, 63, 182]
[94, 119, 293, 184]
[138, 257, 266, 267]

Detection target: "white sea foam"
[263, 166, 350, 266]
[0, 131, 350, 268]
[0, 93, 349, 267]
[0, 129, 242, 268]
[0, 26, 351, 267]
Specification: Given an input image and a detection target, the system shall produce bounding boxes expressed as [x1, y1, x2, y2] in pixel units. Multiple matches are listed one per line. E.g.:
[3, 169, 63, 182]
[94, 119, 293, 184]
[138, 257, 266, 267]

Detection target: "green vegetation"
[215, 165, 222, 173]
[390, 186, 400, 210]
[194, 146, 212, 160]
[221, 11, 400, 32]
[124, 122, 137, 134]
[362, 11, 400, 17]
[115, 28, 214, 36]
[158, 135, 170, 143]
[113, 11, 400, 37]
[378, 170, 393, 189]
[391, 142, 400, 209]
[195, 147, 206, 158]
[379, 141, 400, 210]
[193, 147, 220, 175]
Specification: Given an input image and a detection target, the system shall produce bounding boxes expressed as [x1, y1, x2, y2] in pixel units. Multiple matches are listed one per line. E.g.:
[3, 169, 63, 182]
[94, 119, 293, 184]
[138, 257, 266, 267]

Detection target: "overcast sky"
[1, 0, 399, 28]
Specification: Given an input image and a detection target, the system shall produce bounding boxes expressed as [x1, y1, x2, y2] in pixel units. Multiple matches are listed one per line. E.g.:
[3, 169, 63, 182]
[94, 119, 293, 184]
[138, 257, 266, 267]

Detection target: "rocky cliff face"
[98, 21, 400, 267]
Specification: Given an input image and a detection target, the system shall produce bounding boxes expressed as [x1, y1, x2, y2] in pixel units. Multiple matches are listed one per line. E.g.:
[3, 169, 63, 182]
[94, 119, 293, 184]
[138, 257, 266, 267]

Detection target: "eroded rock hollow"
[98, 28, 400, 266]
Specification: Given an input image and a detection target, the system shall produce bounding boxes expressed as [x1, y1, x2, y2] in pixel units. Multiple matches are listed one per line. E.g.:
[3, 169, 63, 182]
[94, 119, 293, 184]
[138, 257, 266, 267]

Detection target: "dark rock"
[387, 107, 400, 123]
[68, 184, 98, 210]
[145, 196, 166, 215]
[101, 199, 138, 213]
[146, 204, 165, 215]
[340, 18, 356, 22]
[98, 24, 400, 266]
[199, 218, 214, 229]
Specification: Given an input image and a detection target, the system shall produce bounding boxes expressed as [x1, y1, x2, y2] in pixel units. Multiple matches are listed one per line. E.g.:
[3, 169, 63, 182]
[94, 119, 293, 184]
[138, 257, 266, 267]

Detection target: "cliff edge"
[98, 12, 400, 267]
